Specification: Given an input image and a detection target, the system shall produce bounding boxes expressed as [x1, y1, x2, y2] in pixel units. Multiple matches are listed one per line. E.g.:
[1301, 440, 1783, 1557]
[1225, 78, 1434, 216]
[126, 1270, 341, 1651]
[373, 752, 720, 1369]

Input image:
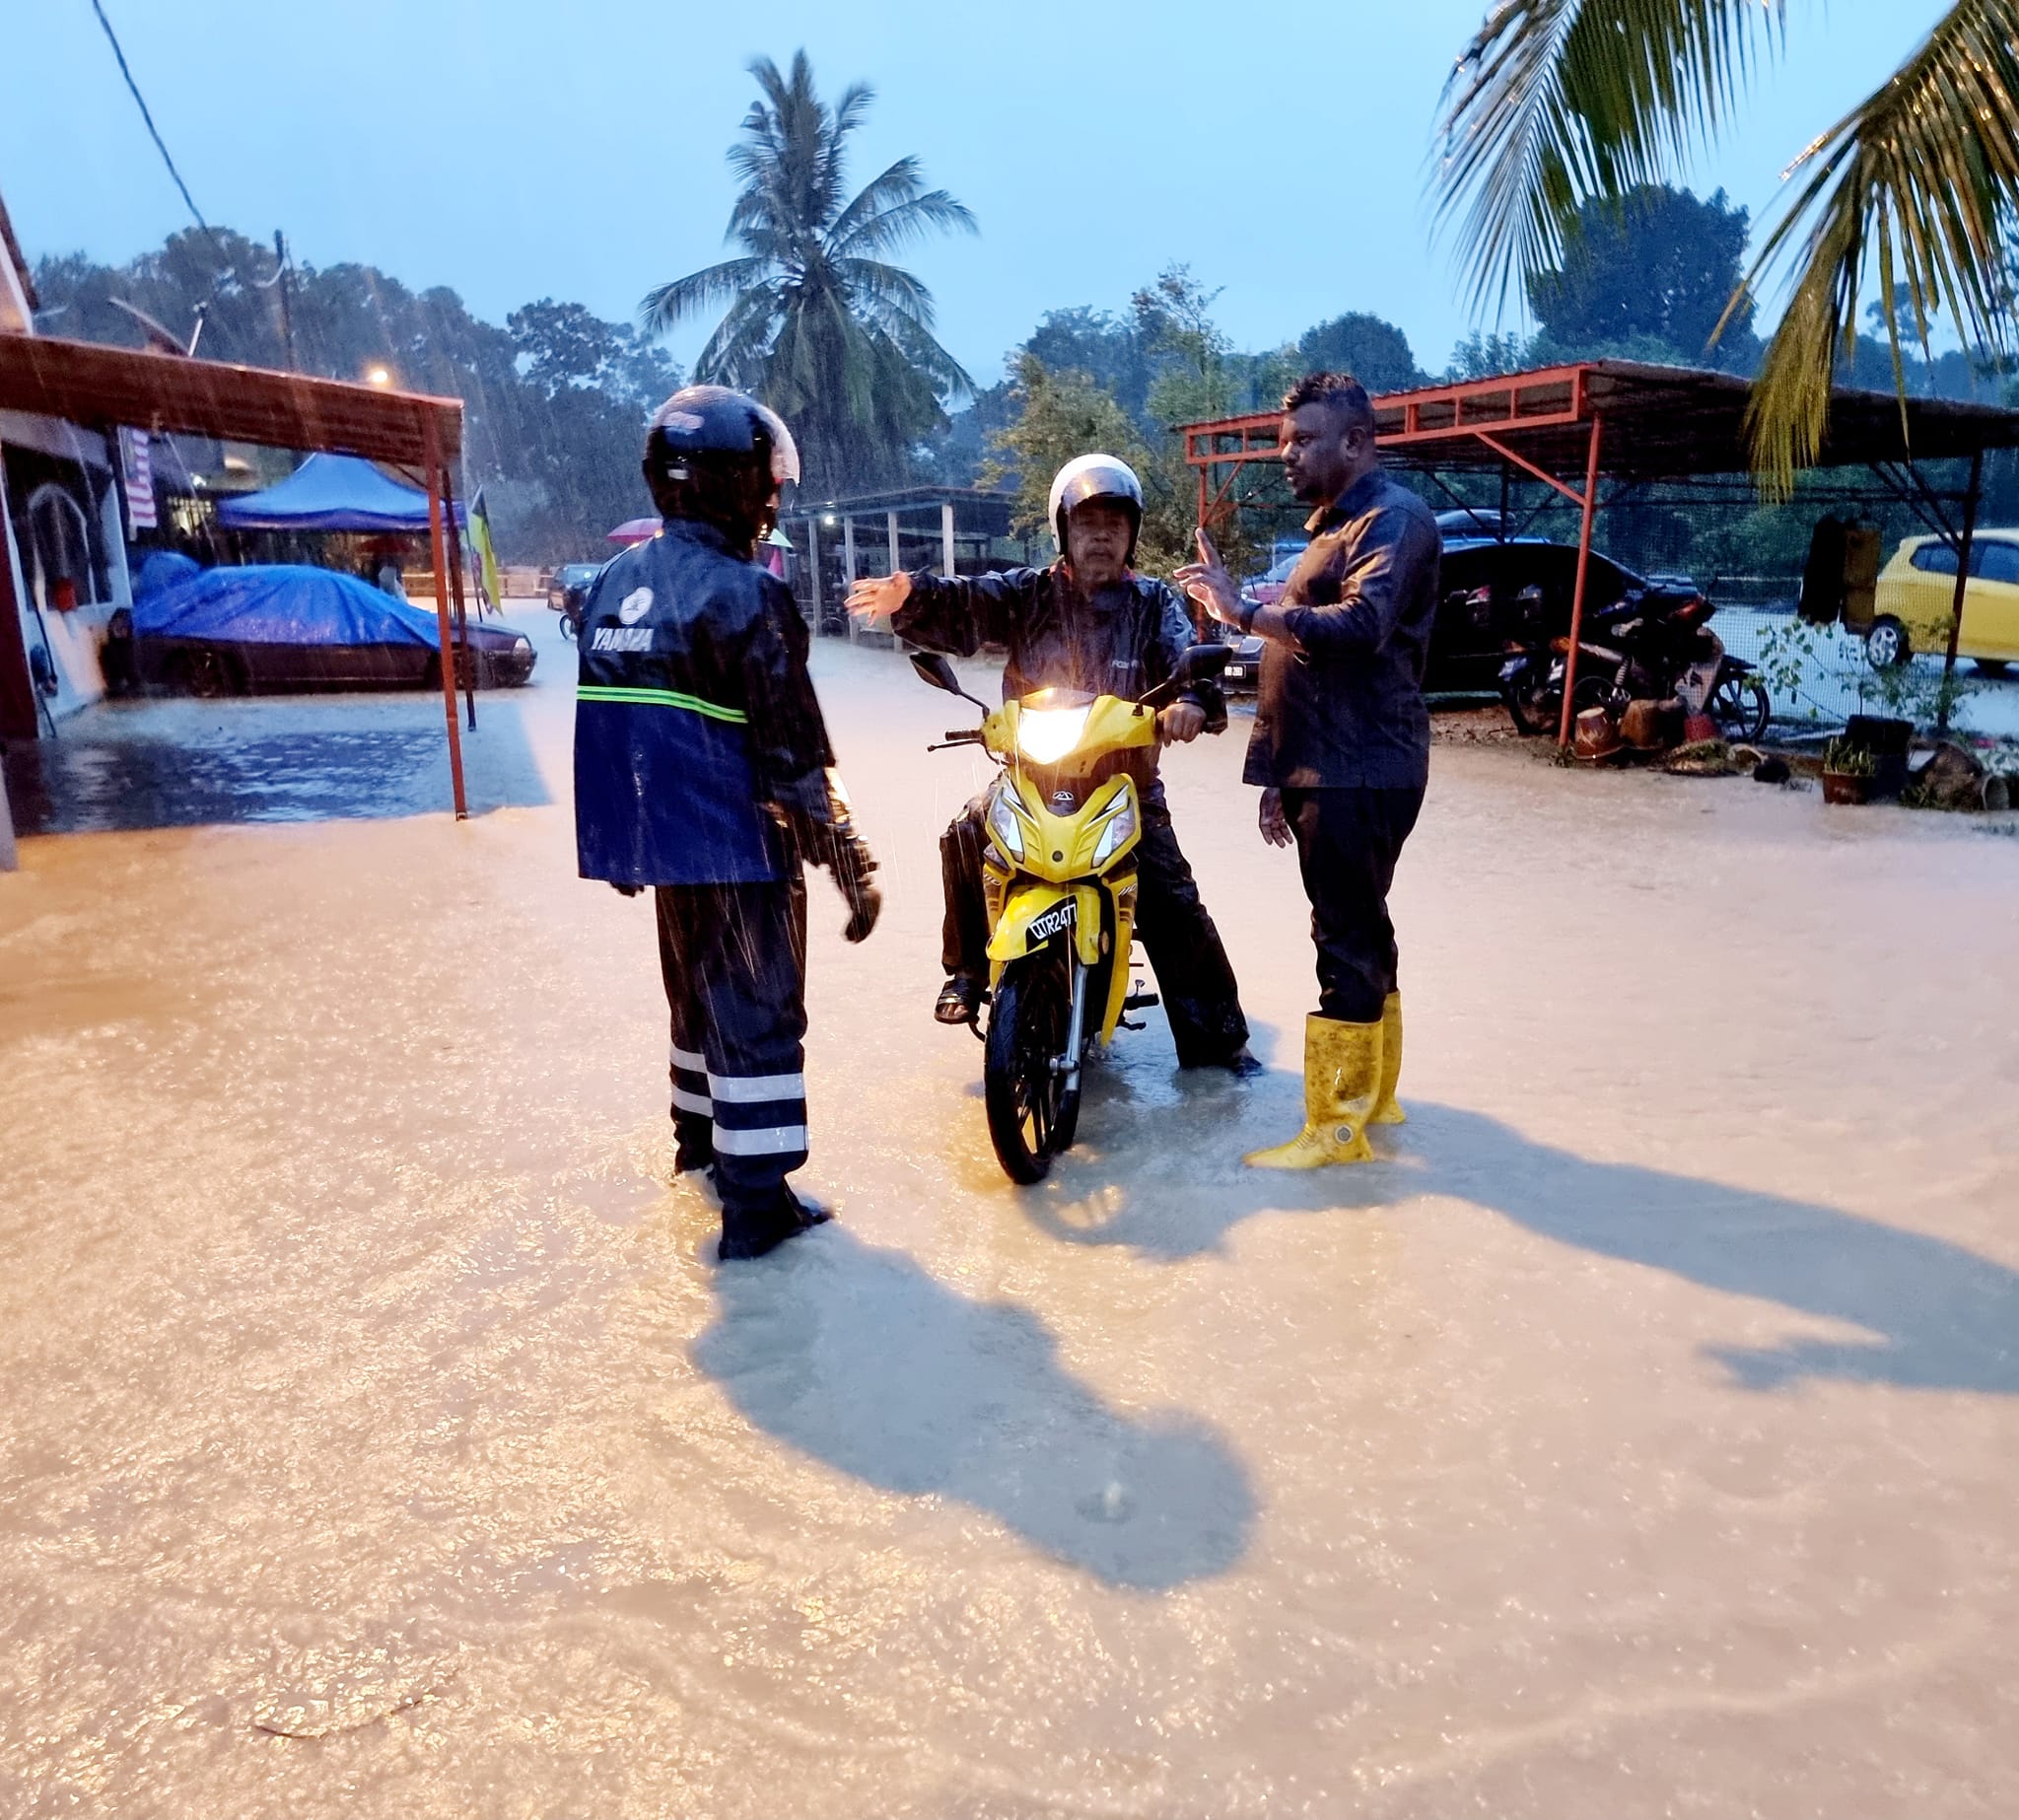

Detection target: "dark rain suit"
[894, 564, 1250, 1068]
[1243, 470, 1441, 1022]
[574, 517, 835, 1250]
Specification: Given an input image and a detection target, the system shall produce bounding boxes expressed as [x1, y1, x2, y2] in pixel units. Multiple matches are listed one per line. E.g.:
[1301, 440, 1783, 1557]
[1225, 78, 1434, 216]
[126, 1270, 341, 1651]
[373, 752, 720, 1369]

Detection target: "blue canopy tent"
[215, 452, 465, 532]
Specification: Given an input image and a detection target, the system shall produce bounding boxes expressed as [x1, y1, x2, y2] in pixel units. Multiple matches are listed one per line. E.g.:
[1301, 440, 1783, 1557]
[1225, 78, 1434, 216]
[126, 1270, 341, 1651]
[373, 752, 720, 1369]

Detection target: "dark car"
[128, 563, 536, 696]
[1218, 534, 1649, 695]
[548, 562, 603, 612]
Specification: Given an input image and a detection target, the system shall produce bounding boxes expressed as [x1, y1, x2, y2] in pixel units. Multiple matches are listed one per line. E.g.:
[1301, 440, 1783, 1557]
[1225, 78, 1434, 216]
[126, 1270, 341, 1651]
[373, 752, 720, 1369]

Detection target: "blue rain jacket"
[574, 518, 834, 886]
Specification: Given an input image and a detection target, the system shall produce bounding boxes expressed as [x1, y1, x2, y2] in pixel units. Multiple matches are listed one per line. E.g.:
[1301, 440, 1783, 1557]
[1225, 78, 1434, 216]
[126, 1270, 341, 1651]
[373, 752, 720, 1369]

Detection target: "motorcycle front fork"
[1058, 957, 1090, 1100]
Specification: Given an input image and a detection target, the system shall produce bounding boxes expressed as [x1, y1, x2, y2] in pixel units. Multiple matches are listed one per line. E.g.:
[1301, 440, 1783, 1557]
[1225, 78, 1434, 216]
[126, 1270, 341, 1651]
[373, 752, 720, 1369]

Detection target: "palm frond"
[831, 178, 979, 259]
[694, 285, 782, 387]
[1434, 0, 1780, 313]
[1743, 0, 2019, 489]
[639, 257, 773, 339]
[834, 256, 938, 325]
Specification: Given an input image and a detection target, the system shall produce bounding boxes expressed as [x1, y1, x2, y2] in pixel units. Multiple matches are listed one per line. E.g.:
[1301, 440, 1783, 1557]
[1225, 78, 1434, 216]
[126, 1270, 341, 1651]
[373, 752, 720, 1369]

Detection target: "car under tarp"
[132, 564, 443, 648]
[214, 452, 465, 533]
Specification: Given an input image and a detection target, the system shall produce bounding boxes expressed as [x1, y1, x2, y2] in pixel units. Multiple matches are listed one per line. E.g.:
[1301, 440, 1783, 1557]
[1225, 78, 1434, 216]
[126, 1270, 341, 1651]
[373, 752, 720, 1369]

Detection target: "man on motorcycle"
[846, 455, 1257, 1075]
[1177, 372, 1439, 1166]
[574, 385, 882, 1260]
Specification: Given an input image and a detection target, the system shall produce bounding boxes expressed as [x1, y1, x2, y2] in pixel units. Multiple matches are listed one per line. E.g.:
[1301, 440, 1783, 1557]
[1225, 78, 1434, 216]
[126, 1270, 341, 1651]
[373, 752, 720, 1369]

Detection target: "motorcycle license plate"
[1026, 899, 1077, 945]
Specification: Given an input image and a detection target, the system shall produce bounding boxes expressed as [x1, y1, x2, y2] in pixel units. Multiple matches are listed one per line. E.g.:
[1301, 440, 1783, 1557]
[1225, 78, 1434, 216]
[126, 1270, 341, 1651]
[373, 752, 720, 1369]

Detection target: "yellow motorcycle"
[910, 645, 1230, 1183]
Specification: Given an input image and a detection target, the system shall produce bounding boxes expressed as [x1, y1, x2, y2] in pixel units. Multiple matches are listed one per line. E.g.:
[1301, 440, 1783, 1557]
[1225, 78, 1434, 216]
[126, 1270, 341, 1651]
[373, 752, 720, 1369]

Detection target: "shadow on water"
[1024, 1092, 2019, 1398]
[692, 1225, 1255, 1589]
[3, 691, 550, 833]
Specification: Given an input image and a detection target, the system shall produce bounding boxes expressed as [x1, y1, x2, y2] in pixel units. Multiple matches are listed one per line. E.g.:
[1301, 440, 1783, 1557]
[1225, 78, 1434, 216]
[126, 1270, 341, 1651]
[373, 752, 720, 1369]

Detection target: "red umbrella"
[607, 517, 660, 544]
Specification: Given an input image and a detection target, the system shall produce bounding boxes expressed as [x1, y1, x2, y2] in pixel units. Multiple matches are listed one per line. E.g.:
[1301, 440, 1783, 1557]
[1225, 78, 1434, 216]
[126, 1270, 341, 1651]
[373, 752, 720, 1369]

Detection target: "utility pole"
[273, 230, 298, 371]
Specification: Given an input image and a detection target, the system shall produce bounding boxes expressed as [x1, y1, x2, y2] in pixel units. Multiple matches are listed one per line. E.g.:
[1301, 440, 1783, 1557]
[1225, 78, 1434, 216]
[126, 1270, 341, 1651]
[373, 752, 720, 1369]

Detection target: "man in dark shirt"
[1177, 372, 1439, 1165]
[847, 455, 1256, 1074]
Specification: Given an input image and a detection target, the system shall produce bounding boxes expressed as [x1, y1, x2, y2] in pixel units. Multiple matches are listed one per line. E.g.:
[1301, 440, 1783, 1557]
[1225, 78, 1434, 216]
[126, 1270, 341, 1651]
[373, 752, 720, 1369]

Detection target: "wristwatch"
[1237, 600, 1259, 637]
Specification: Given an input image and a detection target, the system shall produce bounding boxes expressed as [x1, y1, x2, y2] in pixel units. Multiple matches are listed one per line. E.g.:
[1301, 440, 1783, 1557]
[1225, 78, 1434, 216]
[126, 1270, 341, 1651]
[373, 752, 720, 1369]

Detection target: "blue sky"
[2, 2, 1948, 388]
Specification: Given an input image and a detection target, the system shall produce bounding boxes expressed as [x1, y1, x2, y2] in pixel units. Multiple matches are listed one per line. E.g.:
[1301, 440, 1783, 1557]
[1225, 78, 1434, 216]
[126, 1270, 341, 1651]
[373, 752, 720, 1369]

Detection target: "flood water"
[3, 608, 2018, 1816]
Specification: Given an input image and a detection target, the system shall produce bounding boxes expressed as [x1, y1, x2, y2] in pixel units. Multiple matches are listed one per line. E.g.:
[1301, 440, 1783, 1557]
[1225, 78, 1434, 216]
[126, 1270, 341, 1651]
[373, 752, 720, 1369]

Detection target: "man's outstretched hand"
[1258, 787, 1292, 849]
[1174, 527, 1242, 629]
[1157, 701, 1207, 745]
[846, 572, 911, 622]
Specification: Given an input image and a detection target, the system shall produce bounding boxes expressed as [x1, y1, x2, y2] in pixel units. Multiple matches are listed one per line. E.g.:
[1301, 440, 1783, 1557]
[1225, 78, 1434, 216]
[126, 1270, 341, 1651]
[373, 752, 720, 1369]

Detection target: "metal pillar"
[421, 414, 469, 820]
[806, 518, 822, 626]
[1556, 416, 1606, 747]
[1937, 448, 1983, 735]
[886, 509, 900, 577]
[843, 515, 858, 584]
[441, 465, 476, 733]
[940, 500, 956, 577]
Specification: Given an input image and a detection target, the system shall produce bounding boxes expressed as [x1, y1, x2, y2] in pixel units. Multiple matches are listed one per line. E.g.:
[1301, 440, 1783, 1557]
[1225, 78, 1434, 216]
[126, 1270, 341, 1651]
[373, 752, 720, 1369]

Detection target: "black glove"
[827, 823, 881, 943]
[773, 769, 882, 943]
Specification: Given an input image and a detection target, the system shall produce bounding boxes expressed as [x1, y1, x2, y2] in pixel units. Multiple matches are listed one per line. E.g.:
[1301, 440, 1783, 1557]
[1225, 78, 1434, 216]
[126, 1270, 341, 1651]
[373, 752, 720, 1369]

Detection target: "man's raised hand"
[846, 572, 911, 621]
[1175, 526, 1241, 628]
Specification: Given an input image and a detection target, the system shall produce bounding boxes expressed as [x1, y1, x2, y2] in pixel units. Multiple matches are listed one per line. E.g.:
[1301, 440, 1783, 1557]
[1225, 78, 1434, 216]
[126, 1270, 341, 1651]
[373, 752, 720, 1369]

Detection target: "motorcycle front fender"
[987, 880, 1105, 976]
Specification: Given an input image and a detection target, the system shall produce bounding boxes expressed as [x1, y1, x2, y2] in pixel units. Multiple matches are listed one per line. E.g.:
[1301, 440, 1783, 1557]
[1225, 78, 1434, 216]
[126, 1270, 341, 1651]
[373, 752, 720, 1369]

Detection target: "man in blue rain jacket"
[575, 386, 880, 1260]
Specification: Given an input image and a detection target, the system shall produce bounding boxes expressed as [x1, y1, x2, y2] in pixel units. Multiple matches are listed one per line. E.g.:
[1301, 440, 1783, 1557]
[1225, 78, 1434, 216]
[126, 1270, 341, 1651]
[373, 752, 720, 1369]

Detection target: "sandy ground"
[3, 605, 2018, 1818]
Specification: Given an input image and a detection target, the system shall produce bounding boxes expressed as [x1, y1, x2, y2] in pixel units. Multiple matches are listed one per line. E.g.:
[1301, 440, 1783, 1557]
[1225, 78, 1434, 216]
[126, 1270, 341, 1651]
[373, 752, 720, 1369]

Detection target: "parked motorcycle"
[910, 643, 1229, 1184]
[1498, 585, 1771, 743]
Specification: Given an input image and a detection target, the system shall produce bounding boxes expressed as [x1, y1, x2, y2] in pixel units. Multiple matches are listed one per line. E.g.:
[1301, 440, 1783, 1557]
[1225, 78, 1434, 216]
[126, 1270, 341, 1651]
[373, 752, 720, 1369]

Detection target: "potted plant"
[1821, 736, 1878, 805]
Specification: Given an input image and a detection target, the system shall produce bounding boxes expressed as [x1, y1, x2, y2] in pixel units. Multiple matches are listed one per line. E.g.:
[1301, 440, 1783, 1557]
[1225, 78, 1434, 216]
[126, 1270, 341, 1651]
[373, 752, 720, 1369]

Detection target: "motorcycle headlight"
[1090, 798, 1137, 866]
[1016, 705, 1090, 766]
[986, 785, 1025, 860]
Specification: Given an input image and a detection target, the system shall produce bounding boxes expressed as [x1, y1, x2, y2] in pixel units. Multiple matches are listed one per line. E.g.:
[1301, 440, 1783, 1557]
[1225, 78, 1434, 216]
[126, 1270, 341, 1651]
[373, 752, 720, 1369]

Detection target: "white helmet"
[1047, 454, 1144, 561]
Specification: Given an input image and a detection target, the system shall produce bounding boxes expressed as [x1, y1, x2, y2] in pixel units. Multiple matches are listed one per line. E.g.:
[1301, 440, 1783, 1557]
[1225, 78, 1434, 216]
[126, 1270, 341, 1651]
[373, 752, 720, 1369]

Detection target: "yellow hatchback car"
[1860, 530, 2019, 673]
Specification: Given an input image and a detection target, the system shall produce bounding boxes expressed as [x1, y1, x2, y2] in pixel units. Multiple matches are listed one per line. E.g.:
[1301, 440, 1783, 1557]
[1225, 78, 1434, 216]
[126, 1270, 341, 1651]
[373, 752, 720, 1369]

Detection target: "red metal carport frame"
[0, 332, 474, 815]
[1182, 361, 2019, 744]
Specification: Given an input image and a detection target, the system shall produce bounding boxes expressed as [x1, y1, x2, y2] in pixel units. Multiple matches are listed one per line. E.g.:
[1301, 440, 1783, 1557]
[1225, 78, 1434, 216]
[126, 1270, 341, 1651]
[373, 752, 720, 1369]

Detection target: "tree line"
[31, 44, 2013, 576]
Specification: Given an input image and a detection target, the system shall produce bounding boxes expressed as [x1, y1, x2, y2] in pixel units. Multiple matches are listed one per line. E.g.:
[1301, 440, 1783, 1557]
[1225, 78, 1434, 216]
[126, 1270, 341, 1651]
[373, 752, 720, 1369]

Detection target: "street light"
[365, 365, 392, 387]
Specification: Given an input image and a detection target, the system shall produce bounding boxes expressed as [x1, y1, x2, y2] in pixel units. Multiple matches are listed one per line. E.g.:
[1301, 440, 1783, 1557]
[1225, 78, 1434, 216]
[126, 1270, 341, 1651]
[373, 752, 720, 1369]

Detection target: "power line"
[87, 0, 229, 265]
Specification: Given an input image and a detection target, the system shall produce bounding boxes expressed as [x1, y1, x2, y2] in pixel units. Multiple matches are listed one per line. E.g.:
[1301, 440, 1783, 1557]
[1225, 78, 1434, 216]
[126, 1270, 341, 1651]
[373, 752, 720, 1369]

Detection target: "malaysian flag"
[118, 427, 156, 531]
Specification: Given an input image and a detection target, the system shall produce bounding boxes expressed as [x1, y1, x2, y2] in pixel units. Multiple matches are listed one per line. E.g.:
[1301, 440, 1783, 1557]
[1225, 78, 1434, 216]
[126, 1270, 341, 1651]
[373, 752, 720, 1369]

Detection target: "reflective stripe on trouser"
[655, 877, 810, 1244]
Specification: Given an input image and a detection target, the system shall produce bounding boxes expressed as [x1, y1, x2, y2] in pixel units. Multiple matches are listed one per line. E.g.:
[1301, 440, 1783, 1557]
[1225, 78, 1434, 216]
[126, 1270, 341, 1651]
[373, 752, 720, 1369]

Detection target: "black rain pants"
[655, 877, 813, 1254]
[1281, 784, 1426, 1024]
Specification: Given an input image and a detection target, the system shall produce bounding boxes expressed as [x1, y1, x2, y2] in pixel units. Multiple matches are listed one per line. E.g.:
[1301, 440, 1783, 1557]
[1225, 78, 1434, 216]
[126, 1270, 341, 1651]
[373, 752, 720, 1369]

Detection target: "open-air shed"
[0, 333, 475, 854]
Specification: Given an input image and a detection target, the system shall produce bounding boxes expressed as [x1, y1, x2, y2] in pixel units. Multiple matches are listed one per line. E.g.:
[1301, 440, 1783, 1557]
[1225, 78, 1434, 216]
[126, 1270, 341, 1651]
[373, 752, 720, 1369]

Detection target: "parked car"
[129, 564, 535, 695]
[547, 562, 603, 613]
[1857, 529, 2019, 673]
[1218, 533, 1650, 694]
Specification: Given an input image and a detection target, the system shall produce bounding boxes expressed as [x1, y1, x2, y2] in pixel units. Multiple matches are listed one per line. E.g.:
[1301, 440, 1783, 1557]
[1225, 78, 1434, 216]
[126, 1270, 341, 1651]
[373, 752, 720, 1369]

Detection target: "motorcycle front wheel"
[984, 947, 1077, 1184]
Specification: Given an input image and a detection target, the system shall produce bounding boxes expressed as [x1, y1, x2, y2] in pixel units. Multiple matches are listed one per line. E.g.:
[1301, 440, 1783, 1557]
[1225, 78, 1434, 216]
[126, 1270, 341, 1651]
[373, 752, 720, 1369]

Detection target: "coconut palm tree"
[1433, 2, 2019, 488]
[642, 51, 977, 498]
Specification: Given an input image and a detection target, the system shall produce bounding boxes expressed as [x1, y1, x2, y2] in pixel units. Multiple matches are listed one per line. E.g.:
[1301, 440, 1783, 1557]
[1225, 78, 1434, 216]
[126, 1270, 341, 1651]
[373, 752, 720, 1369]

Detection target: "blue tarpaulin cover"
[132, 564, 444, 648]
[135, 549, 201, 595]
[214, 453, 465, 532]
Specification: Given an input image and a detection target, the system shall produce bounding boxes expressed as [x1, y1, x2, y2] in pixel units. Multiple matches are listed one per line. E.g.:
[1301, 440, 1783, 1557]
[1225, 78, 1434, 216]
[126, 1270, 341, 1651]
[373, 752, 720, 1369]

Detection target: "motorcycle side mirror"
[910, 651, 961, 693]
[909, 650, 991, 712]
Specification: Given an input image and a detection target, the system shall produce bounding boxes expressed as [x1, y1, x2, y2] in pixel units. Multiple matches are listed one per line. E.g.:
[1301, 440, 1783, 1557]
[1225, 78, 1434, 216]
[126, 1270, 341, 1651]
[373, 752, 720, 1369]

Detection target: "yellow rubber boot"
[1369, 992, 1405, 1125]
[1244, 1014, 1384, 1169]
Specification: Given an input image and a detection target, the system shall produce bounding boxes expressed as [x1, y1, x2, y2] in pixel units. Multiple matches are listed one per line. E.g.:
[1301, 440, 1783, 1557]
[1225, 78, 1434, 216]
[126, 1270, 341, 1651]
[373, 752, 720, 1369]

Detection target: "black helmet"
[642, 385, 801, 555]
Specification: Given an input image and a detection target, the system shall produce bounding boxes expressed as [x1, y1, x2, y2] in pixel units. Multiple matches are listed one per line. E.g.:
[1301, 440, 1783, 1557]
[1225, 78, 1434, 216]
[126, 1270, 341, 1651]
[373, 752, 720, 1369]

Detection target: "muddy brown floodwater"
[3, 610, 2018, 1817]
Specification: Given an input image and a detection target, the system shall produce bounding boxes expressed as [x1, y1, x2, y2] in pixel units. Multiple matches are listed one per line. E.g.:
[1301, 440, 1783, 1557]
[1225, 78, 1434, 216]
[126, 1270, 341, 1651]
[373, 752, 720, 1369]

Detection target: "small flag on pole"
[469, 485, 503, 614]
[118, 428, 156, 531]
